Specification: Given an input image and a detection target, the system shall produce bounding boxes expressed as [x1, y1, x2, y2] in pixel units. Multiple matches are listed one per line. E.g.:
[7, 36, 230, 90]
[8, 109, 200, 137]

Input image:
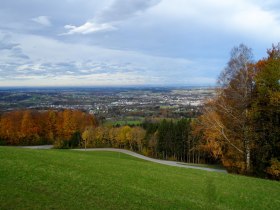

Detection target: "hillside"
[0, 147, 280, 210]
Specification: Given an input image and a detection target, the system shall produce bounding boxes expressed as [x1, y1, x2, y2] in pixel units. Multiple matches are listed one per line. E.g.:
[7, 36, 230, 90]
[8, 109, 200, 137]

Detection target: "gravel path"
[74, 148, 227, 173]
[18, 145, 54, 149]
[18, 145, 227, 173]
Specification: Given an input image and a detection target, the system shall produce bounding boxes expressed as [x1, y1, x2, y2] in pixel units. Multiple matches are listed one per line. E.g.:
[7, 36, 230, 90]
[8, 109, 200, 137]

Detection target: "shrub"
[266, 158, 280, 180]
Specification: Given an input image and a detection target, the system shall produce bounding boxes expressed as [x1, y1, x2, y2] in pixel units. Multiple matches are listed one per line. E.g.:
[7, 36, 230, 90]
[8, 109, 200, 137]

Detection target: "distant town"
[0, 87, 215, 123]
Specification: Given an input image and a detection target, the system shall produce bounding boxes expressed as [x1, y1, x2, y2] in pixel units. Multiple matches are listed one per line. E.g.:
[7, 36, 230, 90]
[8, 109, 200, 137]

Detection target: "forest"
[0, 43, 279, 180]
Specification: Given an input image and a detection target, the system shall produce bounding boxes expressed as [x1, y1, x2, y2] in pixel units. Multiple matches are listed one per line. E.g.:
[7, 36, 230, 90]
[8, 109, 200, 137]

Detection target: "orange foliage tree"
[0, 109, 96, 146]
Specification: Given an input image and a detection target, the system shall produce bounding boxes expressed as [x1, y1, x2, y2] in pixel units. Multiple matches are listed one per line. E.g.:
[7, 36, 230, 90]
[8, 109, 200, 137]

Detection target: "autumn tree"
[43, 110, 57, 142]
[196, 43, 280, 178]
[82, 127, 95, 150]
[130, 127, 146, 152]
[251, 44, 280, 178]
[0, 109, 95, 146]
[191, 112, 223, 164]
[0, 111, 22, 145]
[199, 44, 255, 173]
[116, 126, 132, 149]
[20, 110, 40, 144]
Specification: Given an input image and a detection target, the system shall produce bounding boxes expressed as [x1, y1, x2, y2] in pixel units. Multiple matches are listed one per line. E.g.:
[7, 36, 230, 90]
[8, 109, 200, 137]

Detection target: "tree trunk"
[245, 140, 250, 172]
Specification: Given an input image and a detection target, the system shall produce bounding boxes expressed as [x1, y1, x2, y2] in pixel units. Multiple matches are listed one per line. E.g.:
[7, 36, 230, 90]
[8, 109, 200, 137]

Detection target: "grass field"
[1, 147, 280, 210]
[177, 162, 226, 170]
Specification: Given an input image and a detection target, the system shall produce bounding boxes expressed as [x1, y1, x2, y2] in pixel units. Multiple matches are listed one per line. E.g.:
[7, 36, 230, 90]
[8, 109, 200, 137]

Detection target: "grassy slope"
[0, 147, 280, 210]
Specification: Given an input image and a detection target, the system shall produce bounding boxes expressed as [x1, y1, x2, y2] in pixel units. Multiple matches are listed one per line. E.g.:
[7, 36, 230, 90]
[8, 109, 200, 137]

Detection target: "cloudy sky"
[1, 0, 280, 87]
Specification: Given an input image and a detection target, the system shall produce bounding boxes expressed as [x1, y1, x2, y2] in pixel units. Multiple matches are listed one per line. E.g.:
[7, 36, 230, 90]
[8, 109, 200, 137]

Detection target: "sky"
[1, 0, 280, 87]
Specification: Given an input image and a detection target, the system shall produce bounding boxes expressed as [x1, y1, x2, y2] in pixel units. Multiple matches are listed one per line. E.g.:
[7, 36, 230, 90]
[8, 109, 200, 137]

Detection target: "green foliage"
[251, 44, 280, 178]
[113, 120, 142, 127]
[144, 118, 204, 163]
[53, 138, 68, 149]
[54, 132, 82, 149]
[1, 147, 280, 210]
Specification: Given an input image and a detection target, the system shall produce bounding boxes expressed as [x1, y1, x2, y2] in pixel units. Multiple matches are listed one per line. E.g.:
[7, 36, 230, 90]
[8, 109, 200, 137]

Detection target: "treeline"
[81, 119, 214, 164]
[0, 109, 213, 163]
[0, 110, 96, 146]
[143, 119, 212, 163]
[0, 109, 207, 163]
[193, 44, 280, 180]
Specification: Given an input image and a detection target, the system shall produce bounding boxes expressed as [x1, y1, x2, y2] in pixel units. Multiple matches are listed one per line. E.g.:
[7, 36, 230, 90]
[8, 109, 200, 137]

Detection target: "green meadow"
[0, 146, 280, 210]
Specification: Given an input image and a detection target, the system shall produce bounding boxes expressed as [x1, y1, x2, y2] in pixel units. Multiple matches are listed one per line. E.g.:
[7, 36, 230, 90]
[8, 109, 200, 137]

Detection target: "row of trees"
[194, 44, 280, 179]
[0, 109, 201, 162]
[0, 110, 96, 146]
[79, 119, 214, 164]
[143, 119, 212, 163]
[0, 108, 215, 165]
[81, 125, 146, 151]
[0, 109, 209, 164]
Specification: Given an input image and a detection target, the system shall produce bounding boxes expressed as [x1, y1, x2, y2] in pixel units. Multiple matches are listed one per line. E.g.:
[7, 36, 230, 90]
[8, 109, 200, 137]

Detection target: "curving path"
[74, 148, 227, 173]
[18, 145, 227, 173]
[18, 145, 54, 149]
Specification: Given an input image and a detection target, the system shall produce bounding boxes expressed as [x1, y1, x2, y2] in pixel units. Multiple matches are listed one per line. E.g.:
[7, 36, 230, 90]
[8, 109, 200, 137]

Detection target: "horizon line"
[0, 84, 217, 89]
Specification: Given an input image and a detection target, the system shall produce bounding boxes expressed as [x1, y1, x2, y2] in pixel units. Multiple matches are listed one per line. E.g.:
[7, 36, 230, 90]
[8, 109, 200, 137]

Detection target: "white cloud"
[3, 0, 280, 86]
[229, 5, 280, 40]
[63, 22, 116, 35]
[1, 33, 219, 86]
[149, 0, 280, 40]
[31, 16, 52, 27]
[63, 0, 160, 35]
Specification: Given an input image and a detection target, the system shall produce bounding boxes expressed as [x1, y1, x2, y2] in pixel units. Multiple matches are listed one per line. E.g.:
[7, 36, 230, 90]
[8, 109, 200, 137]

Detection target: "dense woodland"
[0, 44, 279, 180]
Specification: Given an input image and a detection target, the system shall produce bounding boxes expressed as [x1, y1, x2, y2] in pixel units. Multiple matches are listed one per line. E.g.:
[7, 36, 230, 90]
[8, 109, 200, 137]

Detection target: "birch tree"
[201, 44, 255, 173]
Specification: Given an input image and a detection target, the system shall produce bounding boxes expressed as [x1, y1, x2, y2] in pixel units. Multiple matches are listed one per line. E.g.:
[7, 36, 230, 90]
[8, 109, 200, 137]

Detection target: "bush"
[53, 138, 69, 149]
[266, 158, 280, 180]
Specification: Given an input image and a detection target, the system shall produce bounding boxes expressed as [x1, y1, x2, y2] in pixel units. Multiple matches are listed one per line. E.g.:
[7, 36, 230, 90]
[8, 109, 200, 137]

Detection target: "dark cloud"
[0, 34, 30, 60]
[0, 35, 19, 50]
[0, 42, 18, 50]
[10, 47, 30, 59]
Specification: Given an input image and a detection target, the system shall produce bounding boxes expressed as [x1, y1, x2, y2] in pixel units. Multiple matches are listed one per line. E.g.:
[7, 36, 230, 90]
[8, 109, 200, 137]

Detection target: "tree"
[130, 127, 146, 152]
[191, 112, 222, 163]
[20, 110, 40, 144]
[197, 43, 279, 178]
[251, 44, 280, 177]
[82, 127, 94, 150]
[43, 110, 57, 142]
[116, 126, 132, 149]
[200, 44, 255, 173]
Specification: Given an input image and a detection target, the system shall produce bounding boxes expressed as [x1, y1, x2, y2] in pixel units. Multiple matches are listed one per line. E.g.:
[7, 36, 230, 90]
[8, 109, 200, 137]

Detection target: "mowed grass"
[0, 147, 280, 210]
[177, 162, 226, 170]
